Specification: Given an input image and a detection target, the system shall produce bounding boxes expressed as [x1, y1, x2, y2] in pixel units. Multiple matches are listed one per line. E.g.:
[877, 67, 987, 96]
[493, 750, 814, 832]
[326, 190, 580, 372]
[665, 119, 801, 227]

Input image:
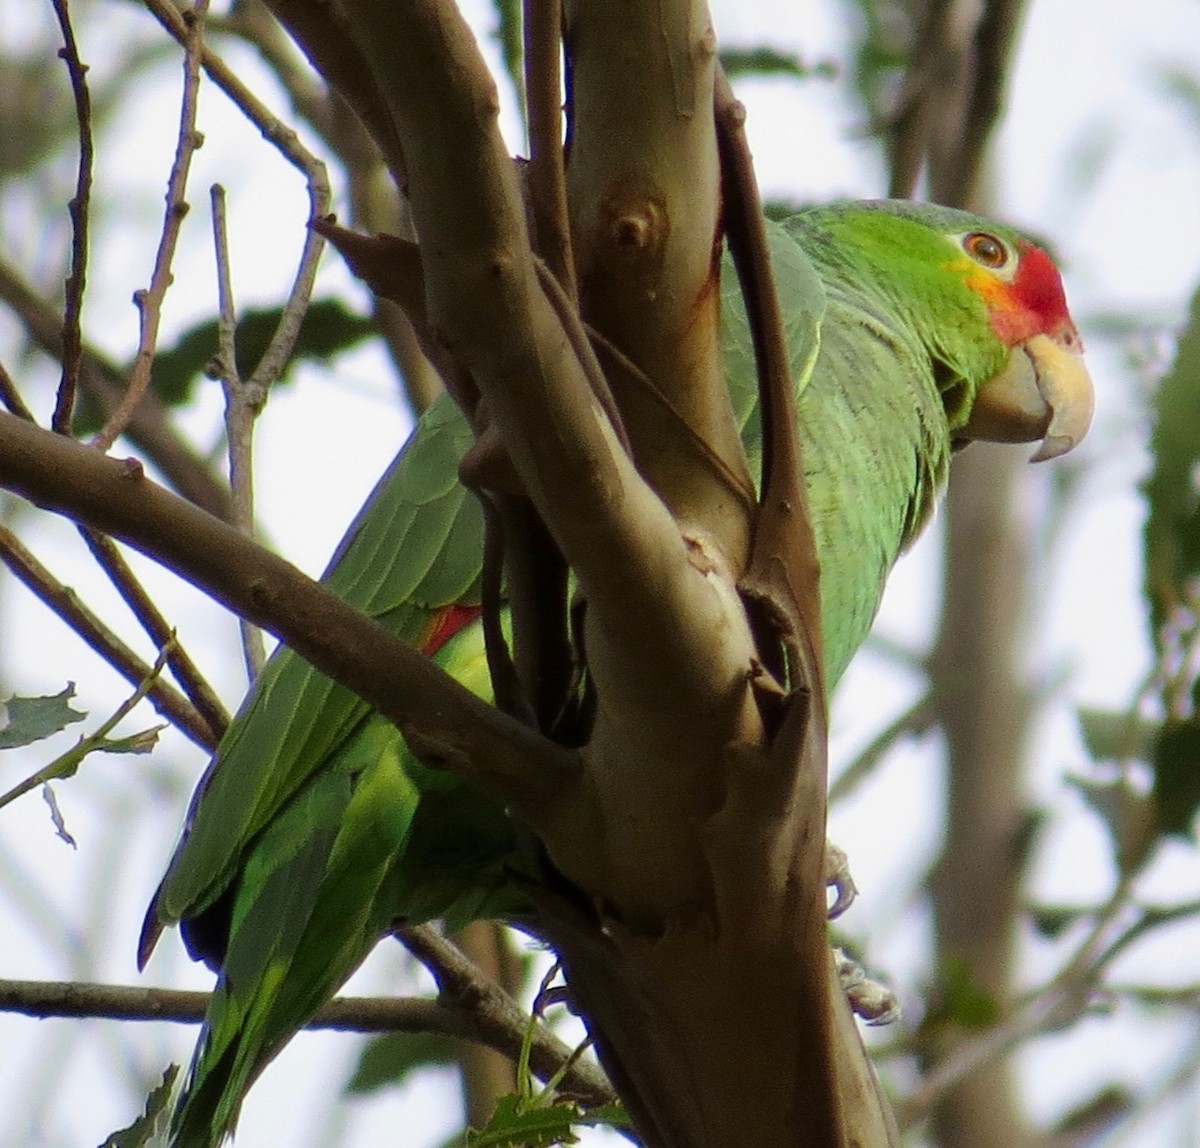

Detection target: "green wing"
[146, 394, 483, 934]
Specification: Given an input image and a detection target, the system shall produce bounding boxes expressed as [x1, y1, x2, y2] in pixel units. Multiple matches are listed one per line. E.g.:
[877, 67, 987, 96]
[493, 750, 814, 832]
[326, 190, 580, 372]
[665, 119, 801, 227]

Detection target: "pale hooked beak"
[958, 333, 1094, 462]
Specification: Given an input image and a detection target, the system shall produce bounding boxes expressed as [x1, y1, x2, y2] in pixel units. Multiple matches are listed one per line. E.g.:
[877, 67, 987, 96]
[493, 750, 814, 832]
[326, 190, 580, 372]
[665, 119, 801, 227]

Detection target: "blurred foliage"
[345, 1030, 457, 1095]
[922, 956, 1001, 1034]
[1142, 288, 1200, 841]
[1150, 719, 1200, 839]
[145, 298, 375, 409]
[1156, 61, 1200, 139]
[719, 47, 837, 81]
[844, 0, 910, 129]
[1143, 288, 1200, 644]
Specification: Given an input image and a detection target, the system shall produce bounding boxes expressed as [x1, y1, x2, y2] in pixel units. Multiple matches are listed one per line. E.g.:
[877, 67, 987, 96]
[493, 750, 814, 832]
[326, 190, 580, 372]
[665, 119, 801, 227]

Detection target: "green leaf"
[345, 1030, 457, 1094]
[1151, 719, 1200, 838]
[1066, 773, 1155, 872]
[490, 0, 525, 119]
[147, 298, 375, 409]
[97, 1065, 178, 1147]
[0, 685, 85, 749]
[467, 1097, 569, 1148]
[92, 725, 165, 755]
[1143, 287, 1200, 644]
[1076, 707, 1156, 764]
[1026, 902, 1092, 939]
[466, 1095, 632, 1148]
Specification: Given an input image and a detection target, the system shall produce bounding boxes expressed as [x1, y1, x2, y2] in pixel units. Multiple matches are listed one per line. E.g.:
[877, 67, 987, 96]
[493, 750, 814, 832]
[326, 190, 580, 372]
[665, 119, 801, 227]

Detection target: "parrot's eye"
[962, 232, 1009, 270]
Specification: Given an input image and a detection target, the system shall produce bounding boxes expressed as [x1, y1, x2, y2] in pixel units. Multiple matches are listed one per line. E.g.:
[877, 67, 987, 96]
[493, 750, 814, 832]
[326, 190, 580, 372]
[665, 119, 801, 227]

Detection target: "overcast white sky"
[2, 1, 1200, 1146]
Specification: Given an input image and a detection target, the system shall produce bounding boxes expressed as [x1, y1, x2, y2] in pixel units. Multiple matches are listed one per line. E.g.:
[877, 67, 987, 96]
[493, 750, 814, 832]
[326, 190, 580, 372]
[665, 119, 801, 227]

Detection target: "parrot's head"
[821, 200, 1093, 462]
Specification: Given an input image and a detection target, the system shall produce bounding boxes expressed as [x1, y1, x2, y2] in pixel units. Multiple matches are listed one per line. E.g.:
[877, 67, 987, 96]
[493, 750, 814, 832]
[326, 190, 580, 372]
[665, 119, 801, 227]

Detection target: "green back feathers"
[724, 205, 1016, 682]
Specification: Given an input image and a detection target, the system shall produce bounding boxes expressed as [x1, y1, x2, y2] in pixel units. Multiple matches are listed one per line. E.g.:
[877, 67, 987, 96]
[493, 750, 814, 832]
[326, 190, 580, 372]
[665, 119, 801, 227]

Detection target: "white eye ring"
[956, 231, 1016, 277]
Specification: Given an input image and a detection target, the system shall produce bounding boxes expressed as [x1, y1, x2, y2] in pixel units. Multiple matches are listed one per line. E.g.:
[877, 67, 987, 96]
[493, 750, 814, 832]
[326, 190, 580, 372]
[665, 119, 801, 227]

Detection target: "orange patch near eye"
[952, 243, 1074, 348]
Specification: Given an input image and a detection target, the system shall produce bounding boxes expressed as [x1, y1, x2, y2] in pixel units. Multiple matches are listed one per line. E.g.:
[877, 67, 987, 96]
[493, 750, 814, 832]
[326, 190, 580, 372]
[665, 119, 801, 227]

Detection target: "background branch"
[0, 409, 577, 822]
[49, 0, 94, 435]
[0, 522, 220, 749]
[0, 259, 232, 520]
[93, 0, 207, 452]
[0, 975, 616, 1106]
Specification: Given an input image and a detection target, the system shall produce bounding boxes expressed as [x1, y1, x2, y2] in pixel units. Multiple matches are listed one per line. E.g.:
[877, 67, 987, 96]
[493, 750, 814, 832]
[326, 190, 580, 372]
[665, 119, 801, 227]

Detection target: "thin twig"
[396, 925, 617, 1108]
[0, 643, 172, 815]
[93, 0, 209, 451]
[0, 522, 218, 749]
[49, 0, 94, 436]
[142, 0, 332, 396]
[0, 360, 35, 423]
[0, 258, 232, 519]
[76, 529, 229, 741]
[828, 693, 936, 804]
[0, 978, 476, 1034]
[0, 971, 617, 1104]
[209, 4, 338, 148]
[211, 184, 265, 679]
[900, 874, 1141, 1127]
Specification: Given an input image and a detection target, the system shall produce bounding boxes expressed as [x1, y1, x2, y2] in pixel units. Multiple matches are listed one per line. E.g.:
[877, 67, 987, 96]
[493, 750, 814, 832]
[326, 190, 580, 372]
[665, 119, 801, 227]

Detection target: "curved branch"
[0, 410, 579, 826]
[0, 975, 616, 1106]
[0, 259, 232, 520]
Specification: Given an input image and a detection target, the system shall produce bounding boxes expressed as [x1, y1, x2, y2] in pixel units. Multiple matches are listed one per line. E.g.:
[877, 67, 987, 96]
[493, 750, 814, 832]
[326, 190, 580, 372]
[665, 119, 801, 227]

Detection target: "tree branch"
[397, 925, 616, 1109]
[0, 259, 232, 520]
[93, 0, 207, 452]
[0, 523, 219, 749]
[76, 527, 229, 743]
[0, 410, 579, 825]
[49, 0, 94, 435]
[0, 975, 616, 1106]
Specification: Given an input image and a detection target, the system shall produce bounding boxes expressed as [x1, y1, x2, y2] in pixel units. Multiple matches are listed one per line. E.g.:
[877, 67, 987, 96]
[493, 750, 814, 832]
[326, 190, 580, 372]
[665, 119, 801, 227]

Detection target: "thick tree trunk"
[928, 444, 1038, 1148]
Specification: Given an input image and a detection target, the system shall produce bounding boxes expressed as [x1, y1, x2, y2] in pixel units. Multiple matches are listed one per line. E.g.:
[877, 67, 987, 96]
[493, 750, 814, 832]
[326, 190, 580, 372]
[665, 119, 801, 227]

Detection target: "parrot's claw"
[824, 842, 858, 919]
[835, 947, 902, 1026]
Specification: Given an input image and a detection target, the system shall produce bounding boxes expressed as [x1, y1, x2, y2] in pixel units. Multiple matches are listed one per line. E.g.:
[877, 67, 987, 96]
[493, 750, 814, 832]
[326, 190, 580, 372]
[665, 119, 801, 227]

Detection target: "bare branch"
[0, 410, 579, 823]
[210, 183, 266, 678]
[0, 360, 36, 423]
[0, 974, 615, 1104]
[0, 522, 219, 749]
[93, 0, 208, 452]
[76, 528, 229, 743]
[397, 925, 617, 1109]
[143, 0, 332, 399]
[257, 0, 409, 186]
[524, 0, 575, 298]
[0, 259, 232, 519]
[49, 0, 94, 435]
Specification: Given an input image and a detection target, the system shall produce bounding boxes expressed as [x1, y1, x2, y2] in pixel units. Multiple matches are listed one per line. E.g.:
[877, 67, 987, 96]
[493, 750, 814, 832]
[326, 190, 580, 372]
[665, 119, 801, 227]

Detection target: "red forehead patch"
[1013, 243, 1071, 327]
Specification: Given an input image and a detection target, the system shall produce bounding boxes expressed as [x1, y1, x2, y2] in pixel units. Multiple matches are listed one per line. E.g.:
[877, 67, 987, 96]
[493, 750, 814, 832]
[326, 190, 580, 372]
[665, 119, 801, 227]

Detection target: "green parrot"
[138, 200, 1092, 1147]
